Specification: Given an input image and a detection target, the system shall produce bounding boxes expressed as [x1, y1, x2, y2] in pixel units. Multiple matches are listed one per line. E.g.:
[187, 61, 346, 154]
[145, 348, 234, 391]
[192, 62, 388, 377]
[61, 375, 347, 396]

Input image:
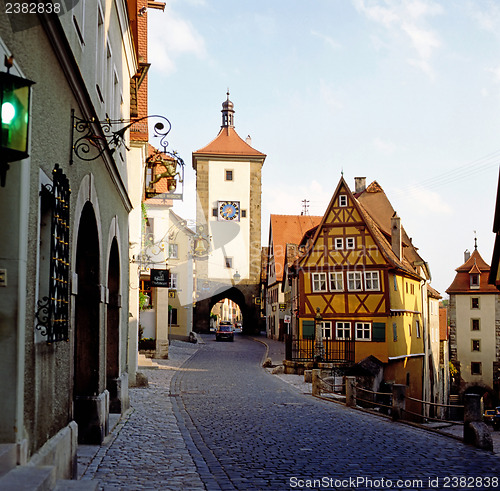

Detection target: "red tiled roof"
[270, 215, 322, 282]
[446, 249, 498, 294]
[193, 127, 266, 157]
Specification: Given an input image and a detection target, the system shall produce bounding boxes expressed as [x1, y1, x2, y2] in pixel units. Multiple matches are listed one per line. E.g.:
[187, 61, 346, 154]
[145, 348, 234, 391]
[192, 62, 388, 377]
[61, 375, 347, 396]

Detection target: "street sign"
[151, 269, 169, 287]
[284, 315, 291, 324]
[279, 303, 286, 311]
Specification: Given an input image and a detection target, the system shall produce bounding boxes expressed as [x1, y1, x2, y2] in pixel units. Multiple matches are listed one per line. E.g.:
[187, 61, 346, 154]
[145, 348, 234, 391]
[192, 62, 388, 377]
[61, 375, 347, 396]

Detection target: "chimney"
[354, 177, 366, 194]
[464, 249, 470, 262]
[391, 214, 402, 260]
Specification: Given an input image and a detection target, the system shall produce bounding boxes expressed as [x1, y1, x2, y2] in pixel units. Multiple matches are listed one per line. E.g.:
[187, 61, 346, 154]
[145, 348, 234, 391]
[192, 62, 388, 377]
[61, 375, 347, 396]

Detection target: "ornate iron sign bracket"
[70, 110, 173, 163]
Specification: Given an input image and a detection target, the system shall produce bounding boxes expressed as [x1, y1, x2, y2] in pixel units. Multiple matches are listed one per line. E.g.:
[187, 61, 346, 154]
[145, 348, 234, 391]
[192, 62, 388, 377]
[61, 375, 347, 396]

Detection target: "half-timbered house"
[294, 176, 432, 401]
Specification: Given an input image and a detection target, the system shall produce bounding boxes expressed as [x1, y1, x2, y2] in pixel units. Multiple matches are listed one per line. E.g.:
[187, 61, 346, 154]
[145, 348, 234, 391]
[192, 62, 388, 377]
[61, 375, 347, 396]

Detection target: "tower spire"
[221, 90, 235, 128]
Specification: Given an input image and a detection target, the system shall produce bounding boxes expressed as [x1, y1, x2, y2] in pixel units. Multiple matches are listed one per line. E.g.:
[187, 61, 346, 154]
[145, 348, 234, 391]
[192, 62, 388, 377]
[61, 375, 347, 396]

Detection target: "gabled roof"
[193, 126, 266, 158]
[299, 177, 427, 280]
[446, 248, 498, 294]
[269, 215, 322, 282]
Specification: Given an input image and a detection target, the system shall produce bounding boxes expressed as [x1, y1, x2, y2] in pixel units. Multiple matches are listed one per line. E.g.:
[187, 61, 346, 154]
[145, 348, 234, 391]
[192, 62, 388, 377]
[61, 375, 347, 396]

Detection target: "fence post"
[312, 369, 321, 396]
[463, 394, 493, 450]
[345, 376, 356, 407]
[392, 384, 406, 421]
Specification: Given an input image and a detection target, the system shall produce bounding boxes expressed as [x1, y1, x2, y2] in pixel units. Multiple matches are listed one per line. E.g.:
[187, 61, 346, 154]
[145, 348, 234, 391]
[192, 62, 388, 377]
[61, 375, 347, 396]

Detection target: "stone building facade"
[447, 246, 500, 400]
[0, 1, 152, 483]
[192, 93, 266, 333]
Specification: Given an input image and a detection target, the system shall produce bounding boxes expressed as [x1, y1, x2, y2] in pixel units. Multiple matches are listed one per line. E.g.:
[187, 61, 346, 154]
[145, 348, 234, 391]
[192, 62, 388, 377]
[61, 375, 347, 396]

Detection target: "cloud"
[488, 65, 500, 84]
[394, 185, 453, 216]
[311, 30, 342, 50]
[148, 5, 207, 75]
[468, 0, 500, 33]
[352, 0, 443, 77]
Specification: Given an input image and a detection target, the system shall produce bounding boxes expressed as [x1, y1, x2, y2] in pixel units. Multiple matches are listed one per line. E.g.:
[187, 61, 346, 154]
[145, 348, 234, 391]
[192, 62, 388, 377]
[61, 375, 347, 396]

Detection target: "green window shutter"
[302, 320, 315, 338]
[372, 322, 386, 342]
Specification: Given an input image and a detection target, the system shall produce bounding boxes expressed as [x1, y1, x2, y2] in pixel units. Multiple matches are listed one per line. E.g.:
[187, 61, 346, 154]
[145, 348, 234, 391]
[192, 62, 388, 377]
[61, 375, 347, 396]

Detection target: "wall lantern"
[0, 68, 35, 186]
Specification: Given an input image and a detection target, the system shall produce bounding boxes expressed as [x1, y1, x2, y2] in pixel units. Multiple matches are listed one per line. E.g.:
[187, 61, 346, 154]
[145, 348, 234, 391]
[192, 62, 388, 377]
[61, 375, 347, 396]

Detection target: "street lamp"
[233, 270, 241, 283]
[314, 307, 324, 363]
[0, 67, 35, 186]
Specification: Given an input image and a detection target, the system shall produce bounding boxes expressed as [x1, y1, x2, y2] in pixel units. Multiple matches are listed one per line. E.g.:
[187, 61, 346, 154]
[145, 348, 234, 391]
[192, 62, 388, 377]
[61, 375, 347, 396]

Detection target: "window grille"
[35, 165, 71, 343]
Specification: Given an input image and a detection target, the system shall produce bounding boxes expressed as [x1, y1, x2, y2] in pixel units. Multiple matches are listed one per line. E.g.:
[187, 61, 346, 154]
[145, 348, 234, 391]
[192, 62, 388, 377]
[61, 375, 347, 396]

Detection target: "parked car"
[216, 322, 234, 342]
[234, 322, 242, 332]
[484, 409, 496, 425]
[493, 407, 500, 431]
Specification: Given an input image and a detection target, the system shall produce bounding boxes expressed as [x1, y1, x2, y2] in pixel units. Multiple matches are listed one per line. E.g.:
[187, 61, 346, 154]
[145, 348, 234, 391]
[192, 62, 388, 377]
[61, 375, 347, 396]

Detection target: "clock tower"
[192, 93, 266, 332]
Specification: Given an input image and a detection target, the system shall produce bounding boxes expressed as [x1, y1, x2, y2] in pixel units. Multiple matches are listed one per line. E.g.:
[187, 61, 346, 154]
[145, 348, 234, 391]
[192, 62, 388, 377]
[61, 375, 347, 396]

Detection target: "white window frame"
[336, 321, 351, 340]
[329, 272, 343, 291]
[470, 274, 480, 289]
[355, 322, 371, 341]
[312, 272, 327, 292]
[334, 238, 343, 250]
[169, 244, 178, 259]
[321, 321, 332, 339]
[346, 237, 355, 249]
[225, 257, 233, 268]
[364, 271, 380, 291]
[169, 272, 178, 290]
[347, 271, 363, 291]
[339, 195, 348, 207]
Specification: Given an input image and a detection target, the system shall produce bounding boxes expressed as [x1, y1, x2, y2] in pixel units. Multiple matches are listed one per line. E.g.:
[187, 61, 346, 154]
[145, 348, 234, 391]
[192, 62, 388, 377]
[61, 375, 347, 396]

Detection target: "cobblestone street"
[79, 335, 500, 490]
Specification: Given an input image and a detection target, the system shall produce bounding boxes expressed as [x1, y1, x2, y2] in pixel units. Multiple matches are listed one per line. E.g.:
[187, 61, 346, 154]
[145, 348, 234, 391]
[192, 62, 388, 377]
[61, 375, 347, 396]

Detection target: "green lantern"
[0, 71, 35, 186]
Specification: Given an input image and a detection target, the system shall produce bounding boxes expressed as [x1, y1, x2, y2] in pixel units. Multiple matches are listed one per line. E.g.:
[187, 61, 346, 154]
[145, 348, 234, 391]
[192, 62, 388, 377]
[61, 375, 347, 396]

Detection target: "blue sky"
[147, 0, 500, 296]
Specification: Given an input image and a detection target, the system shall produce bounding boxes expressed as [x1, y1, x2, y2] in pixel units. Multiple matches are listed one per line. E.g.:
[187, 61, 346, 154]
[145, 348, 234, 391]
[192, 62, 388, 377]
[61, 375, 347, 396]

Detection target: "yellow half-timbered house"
[296, 177, 431, 401]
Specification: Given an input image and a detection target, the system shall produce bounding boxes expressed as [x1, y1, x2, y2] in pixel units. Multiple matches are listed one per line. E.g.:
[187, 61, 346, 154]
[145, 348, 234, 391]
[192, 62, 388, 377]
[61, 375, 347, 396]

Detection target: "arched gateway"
[192, 93, 266, 333]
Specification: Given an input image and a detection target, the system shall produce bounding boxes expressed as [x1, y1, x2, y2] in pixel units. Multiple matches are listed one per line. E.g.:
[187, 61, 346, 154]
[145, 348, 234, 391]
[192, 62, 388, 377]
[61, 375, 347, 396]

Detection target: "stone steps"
[138, 353, 160, 369]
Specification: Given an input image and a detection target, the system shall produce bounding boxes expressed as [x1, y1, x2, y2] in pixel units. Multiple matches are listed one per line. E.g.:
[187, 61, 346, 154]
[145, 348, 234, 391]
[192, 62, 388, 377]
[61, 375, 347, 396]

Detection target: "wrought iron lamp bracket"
[71, 111, 173, 163]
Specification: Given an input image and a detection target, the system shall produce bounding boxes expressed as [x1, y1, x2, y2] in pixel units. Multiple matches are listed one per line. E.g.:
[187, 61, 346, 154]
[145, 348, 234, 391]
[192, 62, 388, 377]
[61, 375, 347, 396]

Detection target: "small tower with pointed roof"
[192, 93, 266, 333]
[446, 243, 500, 398]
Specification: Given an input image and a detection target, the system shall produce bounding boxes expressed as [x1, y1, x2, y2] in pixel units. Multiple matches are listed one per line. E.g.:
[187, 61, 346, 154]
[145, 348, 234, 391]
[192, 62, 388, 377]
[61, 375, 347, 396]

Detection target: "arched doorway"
[106, 238, 121, 413]
[74, 202, 106, 443]
[193, 283, 262, 334]
[209, 287, 248, 332]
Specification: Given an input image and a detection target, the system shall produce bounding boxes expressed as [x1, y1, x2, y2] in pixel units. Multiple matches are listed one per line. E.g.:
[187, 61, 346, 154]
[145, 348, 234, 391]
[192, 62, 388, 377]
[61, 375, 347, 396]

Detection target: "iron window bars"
[35, 164, 71, 343]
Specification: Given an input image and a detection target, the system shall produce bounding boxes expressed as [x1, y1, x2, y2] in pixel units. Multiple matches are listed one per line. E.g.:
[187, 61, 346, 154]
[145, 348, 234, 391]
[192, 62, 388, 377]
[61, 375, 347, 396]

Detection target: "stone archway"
[209, 287, 248, 327]
[74, 202, 107, 444]
[106, 238, 121, 413]
[194, 284, 262, 334]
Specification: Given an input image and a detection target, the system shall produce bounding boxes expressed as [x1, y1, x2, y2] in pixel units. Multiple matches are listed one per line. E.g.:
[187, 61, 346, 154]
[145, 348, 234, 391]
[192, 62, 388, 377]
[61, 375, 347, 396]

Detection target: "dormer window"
[470, 273, 480, 289]
[339, 195, 348, 207]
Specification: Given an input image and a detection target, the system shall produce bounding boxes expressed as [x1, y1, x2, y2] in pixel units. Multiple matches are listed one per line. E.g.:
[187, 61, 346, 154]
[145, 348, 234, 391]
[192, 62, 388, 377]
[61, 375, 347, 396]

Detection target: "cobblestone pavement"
[80, 335, 500, 490]
[79, 340, 205, 490]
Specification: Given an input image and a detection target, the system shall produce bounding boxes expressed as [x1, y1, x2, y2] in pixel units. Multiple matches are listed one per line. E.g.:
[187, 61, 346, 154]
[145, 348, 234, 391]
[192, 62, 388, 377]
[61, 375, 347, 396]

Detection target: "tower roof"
[193, 93, 266, 160]
[446, 248, 498, 294]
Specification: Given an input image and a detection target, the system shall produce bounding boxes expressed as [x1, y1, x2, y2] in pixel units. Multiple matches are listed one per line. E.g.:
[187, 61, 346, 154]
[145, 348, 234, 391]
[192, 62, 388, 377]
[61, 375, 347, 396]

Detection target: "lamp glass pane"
[1, 84, 30, 154]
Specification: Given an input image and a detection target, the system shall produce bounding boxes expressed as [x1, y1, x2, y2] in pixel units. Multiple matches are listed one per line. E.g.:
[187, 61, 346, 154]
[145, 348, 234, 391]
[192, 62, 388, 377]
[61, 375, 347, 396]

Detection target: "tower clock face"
[218, 201, 240, 221]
